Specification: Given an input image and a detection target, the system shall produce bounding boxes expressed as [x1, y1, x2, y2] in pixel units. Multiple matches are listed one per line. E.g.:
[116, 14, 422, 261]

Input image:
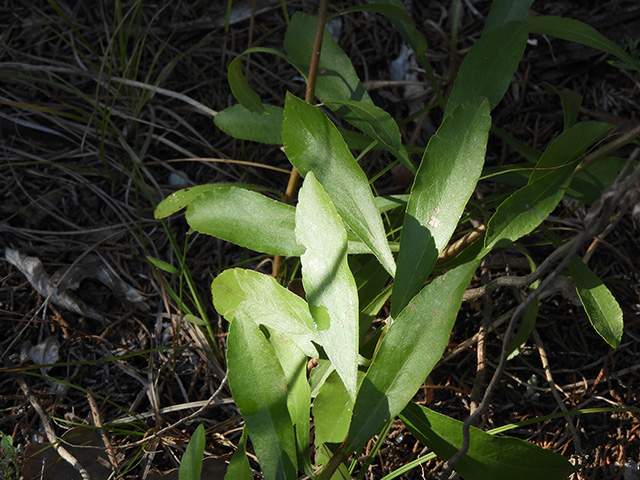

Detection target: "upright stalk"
[273, 0, 329, 277]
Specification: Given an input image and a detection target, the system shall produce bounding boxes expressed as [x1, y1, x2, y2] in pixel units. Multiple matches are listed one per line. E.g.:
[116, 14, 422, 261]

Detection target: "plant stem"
[273, 0, 329, 278]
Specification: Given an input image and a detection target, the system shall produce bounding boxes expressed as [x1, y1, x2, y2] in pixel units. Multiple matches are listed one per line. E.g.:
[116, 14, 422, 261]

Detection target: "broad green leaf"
[315, 444, 351, 480]
[212, 268, 318, 357]
[326, 99, 415, 172]
[446, 21, 528, 116]
[283, 93, 396, 276]
[224, 427, 253, 480]
[296, 173, 359, 399]
[567, 157, 628, 204]
[528, 121, 612, 184]
[569, 257, 623, 348]
[525, 16, 640, 73]
[345, 259, 479, 453]
[179, 424, 205, 480]
[268, 331, 314, 476]
[541, 82, 583, 130]
[400, 403, 576, 480]
[313, 370, 354, 449]
[228, 55, 267, 113]
[483, 0, 534, 35]
[226, 318, 297, 480]
[392, 97, 490, 316]
[185, 186, 303, 256]
[215, 104, 284, 144]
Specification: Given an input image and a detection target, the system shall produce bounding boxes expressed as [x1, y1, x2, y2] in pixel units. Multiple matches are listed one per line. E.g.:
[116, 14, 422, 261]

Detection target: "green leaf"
[567, 157, 628, 204]
[528, 121, 612, 185]
[400, 403, 577, 480]
[283, 93, 396, 276]
[226, 318, 297, 480]
[367, 0, 427, 58]
[446, 21, 528, 116]
[211, 268, 318, 357]
[185, 185, 303, 256]
[224, 427, 253, 480]
[483, 0, 534, 35]
[285, 13, 372, 106]
[326, 99, 415, 172]
[154, 184, 226, 219]
[296, 172, 360, 400]
[569, 257, 623, 348]
[215, 104, 284, 145]
[228, 55, 267, 113]
[313, 370, 354, 448]
[267, 331, 314, 476]
[179, 424, 205, 480]
[483, 122, 613, 254]
[147, 255, 179, 275]
[541, 82, 583, 131]
[392, 97, 490, 316]
[345, 260, 479, 452]
[525, 16, 640, 73]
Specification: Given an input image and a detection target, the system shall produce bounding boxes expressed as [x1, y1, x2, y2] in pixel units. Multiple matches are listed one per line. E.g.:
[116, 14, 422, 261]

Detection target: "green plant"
[1, 432, 19, 480]
[156, 1, 640, 478]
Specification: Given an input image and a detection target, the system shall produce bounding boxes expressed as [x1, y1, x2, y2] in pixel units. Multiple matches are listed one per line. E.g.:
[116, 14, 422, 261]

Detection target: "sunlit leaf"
[283, 93, 396, 276]
[212, 268, 318, 357]
[346, 259, 479, 452]
[392, 97, 490, 316]
[226, 318, 297, 479]
[296, 173, 359, 399]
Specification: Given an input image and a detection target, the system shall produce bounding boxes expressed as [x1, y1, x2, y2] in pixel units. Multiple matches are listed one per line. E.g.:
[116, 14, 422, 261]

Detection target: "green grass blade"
[446, 21, 528, 116]
[227, 318, 298, 479]
[569, 257, 623, 348]
[392, 97, 490, 316]
[400, 403, 577, 480]
[345, 259, 479, 453]
[283, 93, 396, 276]
[296, 172, 360, 400]
[211, 269, 318, 357]
[179, 424, 205, 480]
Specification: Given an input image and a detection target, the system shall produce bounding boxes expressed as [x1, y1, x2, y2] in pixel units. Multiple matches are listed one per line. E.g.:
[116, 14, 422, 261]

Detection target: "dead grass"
[1, 0, 639, 478]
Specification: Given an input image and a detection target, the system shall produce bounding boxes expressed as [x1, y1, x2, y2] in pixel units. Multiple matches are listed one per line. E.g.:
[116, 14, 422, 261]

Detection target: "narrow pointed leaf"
[528, 121, 612, 184]
[284, 93, 396, 276]
[392, 97, 490, 316]
[179, 424, 205, 480]
[525, 16, 640, 73]
[541, 82, 583, 131]
[185, 186, 303, 256]
[296, 173, 359, 399]
[226, 318, 297, 480]
[154, 184, 227, 219]
[569, 257, 623, 348]
[484, 122, 612, 254]
[346, 260, 479, 452]
[446, 21, 528, 116]
[212, 268, 318, 357]
[326, 99, 415, 172]
[224, 427, 253, 480]
[228, 55, 266, 113]
[268, 331, 314, 476]
[400, 403, 576, 480]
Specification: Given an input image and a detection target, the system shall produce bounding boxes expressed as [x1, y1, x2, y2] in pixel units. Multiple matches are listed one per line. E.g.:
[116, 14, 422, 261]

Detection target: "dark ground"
[1, 1, 639, 479]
